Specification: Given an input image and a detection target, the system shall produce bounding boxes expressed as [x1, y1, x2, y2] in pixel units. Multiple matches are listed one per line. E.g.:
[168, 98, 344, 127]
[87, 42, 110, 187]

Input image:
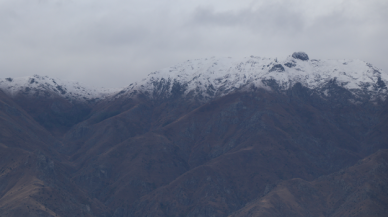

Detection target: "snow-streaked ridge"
[2, 53, 386, 103]
[0, 75, 119, 102]
[120, 53, 388, 101]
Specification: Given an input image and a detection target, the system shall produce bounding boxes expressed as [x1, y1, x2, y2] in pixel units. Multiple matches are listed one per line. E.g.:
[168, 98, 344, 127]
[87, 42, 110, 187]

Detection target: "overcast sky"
[0, 0, 387, 88]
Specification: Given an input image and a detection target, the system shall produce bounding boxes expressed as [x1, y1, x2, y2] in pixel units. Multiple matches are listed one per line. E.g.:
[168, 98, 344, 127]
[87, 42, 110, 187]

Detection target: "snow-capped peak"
[2, 53, 386, 103]
[119, 52, 388, 101]
[0, 75, 118, 102]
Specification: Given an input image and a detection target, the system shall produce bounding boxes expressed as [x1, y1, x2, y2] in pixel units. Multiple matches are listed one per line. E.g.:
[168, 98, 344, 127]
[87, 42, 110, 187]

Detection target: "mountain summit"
[0, 74, 117, 102]
[118, 52, 387, 102]
[1, 53, 386, 103]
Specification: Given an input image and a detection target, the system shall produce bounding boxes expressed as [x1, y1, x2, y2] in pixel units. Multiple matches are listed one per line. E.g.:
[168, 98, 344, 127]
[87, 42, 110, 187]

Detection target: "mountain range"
[0, 52, 387, 217]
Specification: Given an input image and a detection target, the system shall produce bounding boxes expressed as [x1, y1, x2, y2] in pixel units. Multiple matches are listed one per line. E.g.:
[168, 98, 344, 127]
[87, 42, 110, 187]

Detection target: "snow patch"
[119, 54, 387, 101]
[0, 75, 119, 102]
[2, 53, 387, 103]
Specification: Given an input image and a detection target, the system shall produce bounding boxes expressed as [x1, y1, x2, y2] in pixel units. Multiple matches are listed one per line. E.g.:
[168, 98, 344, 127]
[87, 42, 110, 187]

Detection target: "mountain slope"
[127, 88, 378, 216]
[0, 75, 119, 136]
[0, 52, 387, 217]
[229, 149, 388, 217]
[0, 90, 110, 216]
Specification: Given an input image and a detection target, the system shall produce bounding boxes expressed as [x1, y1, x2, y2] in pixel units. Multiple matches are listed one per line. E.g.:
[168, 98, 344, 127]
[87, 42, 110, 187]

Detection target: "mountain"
[0, 74, 115, 102]
[0, 90, 109, 217]
[3, 52, 386, 103]
[119, 52, 387, 103]
[0, 75, 118, 136]
[0, 52, 387, 217]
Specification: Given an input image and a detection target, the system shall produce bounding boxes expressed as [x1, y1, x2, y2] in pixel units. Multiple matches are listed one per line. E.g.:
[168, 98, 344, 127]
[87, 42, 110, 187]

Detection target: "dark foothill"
[292, 52, 309, 61]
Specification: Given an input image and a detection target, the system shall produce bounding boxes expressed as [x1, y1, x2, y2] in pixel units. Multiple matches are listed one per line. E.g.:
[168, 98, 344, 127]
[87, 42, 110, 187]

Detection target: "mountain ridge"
[1, 52, 387, 104]
[118, 52, 387, 102]
[0, 74, 119, 103]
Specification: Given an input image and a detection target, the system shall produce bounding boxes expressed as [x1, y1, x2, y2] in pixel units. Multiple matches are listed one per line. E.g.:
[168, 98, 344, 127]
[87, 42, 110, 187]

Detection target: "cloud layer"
[0, 0, 387, 88]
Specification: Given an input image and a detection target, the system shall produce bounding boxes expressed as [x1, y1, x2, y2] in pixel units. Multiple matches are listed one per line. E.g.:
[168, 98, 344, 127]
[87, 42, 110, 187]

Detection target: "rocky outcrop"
[292, 51, 309, 61]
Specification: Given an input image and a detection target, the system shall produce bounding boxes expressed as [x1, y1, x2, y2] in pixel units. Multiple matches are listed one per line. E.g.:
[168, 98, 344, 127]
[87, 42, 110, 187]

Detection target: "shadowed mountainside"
[0, 90, 109, 216]
[58, 81, 387, 216]
[0, 78, 388, 216]
[229, 149, 388, 217]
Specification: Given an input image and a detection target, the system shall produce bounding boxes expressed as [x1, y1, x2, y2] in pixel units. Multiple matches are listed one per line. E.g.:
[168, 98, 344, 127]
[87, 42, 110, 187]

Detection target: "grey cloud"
[185, 0, 387, 63]
[190, 3, 305, 34]
[0, 0, 387, 88]
[85, 25, 149, 47]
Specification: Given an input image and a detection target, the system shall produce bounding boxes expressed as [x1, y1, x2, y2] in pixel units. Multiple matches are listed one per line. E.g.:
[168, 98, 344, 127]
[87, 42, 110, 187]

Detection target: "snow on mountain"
[0, 75, 118, 102]
[2, 52, 386, 103]
[120, 52, 388, 101]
